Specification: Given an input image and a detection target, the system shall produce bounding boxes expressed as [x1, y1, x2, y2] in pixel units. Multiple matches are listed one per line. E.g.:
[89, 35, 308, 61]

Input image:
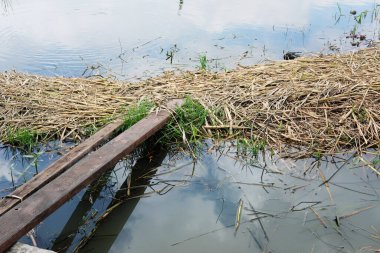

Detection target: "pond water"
[12, 141, 380, 253]
[0, 0, 380, 252]
[0, 0, 379, 79]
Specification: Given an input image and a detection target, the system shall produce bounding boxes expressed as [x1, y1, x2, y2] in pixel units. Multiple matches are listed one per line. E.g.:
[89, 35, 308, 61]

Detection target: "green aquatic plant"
[199, 55, 207, 70]
[348, 10, 368, 39]
[372, 158, 380, 166]
[22, 150, 45, 177]
[6, 128, 39, 150]
[237, 138, 266, 156]
[354, 10, 368, 24]
[351, 24, 358, 36]
[166, 44, 179, 64]
[334, 3, 344, 24]
[166, 50, 174, 64]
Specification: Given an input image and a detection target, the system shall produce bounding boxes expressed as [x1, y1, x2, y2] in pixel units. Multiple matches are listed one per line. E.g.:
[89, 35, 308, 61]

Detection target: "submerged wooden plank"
[0, 119, 124, 217]
[0, 99, 183, 252]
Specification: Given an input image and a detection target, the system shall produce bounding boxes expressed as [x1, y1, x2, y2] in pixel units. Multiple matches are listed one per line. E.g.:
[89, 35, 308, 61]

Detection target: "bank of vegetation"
[0, 47, 379, 158]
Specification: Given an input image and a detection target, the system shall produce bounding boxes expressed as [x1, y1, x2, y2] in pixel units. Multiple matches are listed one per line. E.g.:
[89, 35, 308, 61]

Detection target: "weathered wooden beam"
[0, 99, 183, 252]
[0, 118, 124, 217]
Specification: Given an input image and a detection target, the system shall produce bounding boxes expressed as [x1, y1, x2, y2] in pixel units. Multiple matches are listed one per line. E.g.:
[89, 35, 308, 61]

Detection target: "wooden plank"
[0, 118, 124, 217]
[0, 99, 183, 252]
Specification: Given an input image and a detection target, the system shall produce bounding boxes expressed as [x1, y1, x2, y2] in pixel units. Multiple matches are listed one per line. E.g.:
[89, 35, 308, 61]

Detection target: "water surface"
[43, 142, 380, 253]
[0, 0, 379, 78]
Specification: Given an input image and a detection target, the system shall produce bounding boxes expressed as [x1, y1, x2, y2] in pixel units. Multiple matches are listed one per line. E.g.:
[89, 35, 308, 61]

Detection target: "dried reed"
[1, 47, 379, 157]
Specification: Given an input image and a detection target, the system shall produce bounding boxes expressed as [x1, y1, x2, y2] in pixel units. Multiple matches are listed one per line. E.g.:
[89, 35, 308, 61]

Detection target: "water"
[0, 143, 66, 198]
[0, 0, 379, 252]
[0, 0, 379, 78]
[24, 141, 380, 253]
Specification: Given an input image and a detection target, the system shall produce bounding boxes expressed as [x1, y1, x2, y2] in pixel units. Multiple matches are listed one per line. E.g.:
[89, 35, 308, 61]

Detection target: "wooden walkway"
[0, 99, 183, 252]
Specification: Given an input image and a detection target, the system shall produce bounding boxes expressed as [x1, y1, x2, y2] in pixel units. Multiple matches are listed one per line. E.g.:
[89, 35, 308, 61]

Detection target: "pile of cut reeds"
[0, 74, 131, 141]
[1, 47, 379, 157]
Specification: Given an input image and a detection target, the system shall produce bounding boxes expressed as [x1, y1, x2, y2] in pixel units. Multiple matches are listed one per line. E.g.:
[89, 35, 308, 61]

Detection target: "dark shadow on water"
[50, 171, 112, 252]
[74, 146, 168, 253]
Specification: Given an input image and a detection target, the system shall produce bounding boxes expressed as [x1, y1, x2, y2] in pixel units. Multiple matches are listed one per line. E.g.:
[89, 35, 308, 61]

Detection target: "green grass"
[6, 128, 39, 150]
[120, 100, 155, 131]
[83, 100, 155, 138]
[160, 97, 208, 146]
[351, 24, 358, 36]
[159, 97, 268, 159]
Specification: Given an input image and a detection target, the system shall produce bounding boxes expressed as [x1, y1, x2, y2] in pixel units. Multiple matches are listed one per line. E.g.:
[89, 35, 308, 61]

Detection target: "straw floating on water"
[0, 47, 379, 157]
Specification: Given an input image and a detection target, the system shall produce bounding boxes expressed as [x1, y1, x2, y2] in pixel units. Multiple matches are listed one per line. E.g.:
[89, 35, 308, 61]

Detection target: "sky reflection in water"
[76, 141, 380, 253]
[0, 0, 378, 78]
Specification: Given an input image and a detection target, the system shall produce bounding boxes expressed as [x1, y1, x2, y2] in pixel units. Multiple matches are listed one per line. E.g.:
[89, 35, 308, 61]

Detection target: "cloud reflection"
[181, 0, 376, 32]
[0, 159, 12, 182]
[0, 0, 376, 75]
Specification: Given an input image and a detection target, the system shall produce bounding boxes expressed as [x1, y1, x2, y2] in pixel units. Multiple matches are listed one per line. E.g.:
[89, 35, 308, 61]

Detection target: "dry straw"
[1, 47, 379, 157]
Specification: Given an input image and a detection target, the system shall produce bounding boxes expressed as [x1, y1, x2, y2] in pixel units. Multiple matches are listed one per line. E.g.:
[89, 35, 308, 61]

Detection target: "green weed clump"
[313, 151, 323, 160]
[82, 100, 154, 137]
[161, 97, 208, 146]
[199, 55, 207, 70]
[237, 138, 266, 156]
[6, 128, 39, 150]
[120, 100, 155, 131]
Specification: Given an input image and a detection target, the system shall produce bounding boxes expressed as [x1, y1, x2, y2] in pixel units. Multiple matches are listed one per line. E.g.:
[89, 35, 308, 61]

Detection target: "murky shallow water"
[0, 0, 380, 252]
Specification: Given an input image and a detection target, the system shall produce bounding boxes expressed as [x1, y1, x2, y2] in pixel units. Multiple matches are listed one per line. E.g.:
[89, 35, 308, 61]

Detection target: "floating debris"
[283, 51, 302, 60]
[235, 199, 243, 232]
